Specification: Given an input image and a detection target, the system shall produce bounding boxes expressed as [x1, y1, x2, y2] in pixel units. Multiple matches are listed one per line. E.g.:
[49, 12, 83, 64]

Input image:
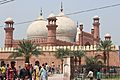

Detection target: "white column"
[63, 57, 71, 80]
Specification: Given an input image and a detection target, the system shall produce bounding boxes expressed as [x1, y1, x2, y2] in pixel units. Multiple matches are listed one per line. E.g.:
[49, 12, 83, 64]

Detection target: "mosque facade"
[0, 6, 120, 68]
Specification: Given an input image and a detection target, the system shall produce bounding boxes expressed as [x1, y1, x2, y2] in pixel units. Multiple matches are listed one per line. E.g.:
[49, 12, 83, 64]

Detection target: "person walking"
[33, 61, 40, 80]
[19, 63, 31, 80]
[1, 61, 6, 80]
[39, 63, 48, 80]
[96, 69, 101, 80]
[45, 63, 49, 73]
[51, 62, 55, 74]
[0, 68, 3, 80]
[6, 64, 11, 80]
[87, 70, 93, 80]
[7, 61, 17, 80]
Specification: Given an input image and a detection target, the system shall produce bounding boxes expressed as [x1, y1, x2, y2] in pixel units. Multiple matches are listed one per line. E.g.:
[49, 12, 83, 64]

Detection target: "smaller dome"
[80, 23, 83, 26]
[57, 12, 65, 16]
[105, 33, 111, 37]
[37, 16, 44, 20]
[48, 13, 55, 18]
[27, 15, 47, 39]
[91, 27, 94, 29]
[80, 23, 83, 30]
[5, 17, 13, 22]
[93, 15, 100, 19]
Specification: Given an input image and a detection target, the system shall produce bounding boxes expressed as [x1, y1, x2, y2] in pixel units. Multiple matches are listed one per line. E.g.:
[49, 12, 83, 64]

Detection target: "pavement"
[48, 74, 120, 80]
[85, 79, 120, 80]
[48, 74, 64, 80]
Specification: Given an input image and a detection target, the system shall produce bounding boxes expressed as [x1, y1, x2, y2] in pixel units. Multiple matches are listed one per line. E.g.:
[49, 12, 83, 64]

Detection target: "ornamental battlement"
[0, 45, 118, 52]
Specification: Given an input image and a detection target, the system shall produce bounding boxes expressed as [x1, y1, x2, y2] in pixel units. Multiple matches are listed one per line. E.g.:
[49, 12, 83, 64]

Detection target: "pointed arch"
[85, 42, 90, 46]
[95, 54, 103, 59]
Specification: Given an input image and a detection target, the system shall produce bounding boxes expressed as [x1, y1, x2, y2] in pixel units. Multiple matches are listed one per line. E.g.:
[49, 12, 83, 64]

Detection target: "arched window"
[85, 42, 90, 46]
[95, 55, 103, 59]
[97, 61, 103, 65]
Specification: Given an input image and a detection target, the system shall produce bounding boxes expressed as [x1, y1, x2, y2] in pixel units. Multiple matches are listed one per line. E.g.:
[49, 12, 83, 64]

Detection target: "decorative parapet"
[0, 45, 118, 52]
[0, 47, 14, 52]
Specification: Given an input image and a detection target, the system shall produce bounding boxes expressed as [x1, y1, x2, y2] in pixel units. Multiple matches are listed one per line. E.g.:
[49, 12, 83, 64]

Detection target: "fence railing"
[71, 65, 120, 80]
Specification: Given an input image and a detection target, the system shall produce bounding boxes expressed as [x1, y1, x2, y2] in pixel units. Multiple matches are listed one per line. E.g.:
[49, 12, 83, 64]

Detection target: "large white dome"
[56, 12, 77, 42]
[26, 12, 77, 42]
[27, 16, 47, 39]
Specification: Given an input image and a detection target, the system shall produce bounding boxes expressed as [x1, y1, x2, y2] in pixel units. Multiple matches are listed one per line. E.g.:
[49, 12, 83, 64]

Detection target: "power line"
[0, 0, 14, 5]
[14, 20, 36, 25]
[15, 3, 120, 25]
[66, 3, 120, 15]
[1, 3, 120, 26]
[0, 0, 7, 2]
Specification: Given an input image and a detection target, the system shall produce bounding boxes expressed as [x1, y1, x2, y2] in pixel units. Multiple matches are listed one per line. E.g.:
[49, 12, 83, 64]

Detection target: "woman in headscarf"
[39, 63, 48, 80]
[33, 61, 40, 80]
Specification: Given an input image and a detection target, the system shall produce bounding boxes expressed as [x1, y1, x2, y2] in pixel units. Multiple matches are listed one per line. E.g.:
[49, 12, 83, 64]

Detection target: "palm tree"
[54, 48, 71, 73]
[97, 40, 112, 68]
[85, 56, 101, 76]
[72, 50, 85, 66]
[71, 50, 85, 75]
[8, 40, 42, 63]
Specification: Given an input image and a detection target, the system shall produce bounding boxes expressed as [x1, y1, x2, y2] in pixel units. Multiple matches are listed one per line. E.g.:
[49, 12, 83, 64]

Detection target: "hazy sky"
[0, 0, 120, 47]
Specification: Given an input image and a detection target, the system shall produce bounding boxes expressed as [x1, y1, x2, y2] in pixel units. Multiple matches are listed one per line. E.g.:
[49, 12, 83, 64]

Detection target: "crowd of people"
[0, 61, 61, 80]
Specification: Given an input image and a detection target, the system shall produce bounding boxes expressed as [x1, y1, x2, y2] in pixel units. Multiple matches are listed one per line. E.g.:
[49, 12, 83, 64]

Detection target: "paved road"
[85, 79, 120, 80]
[48, 74, 120, 80]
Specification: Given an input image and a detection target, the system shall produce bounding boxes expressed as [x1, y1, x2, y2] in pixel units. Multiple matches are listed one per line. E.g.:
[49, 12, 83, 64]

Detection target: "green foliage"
[85, 56, 102, 75]
[97, 40, 112, 52]
[71, 50, 85, 58]
[97, 40, 113, 66]
[54, 48, 71, 73]
[71, 50, 85, 66]
[8, 40, 42, 63]
[54, 48, 71, 61]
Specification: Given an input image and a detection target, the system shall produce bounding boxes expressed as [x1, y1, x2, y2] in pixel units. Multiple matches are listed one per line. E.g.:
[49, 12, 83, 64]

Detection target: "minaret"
[93, 15, 100, 45]
[91, 27, 94, 34]
[4, 17, 14, 47]
[46, 15, 58, 46]
[79, 23, 84, 46]
[104, 33, 111, 41]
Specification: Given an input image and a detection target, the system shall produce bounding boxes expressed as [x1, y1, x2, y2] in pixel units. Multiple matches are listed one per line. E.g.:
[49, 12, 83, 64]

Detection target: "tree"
[97, 40, 112, 67]
[85, 56, 101, 76]
[54, 48, 71, 73]
[72, 50, 85, 66]
[8, 40, 42, 63]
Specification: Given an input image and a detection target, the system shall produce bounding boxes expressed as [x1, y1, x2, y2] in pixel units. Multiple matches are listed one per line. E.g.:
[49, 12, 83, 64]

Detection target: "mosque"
[0, 4, 119, 68]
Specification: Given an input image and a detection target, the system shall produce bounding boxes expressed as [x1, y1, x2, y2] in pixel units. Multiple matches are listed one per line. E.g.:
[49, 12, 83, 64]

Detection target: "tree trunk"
[107, 51, 110, 77]
[25, 56, 30, 63]
[70, 57, 75, 79]
[103, 51, 107, 65]
[75, 57, 77, 67]
[79, 57, 81, 73]
[103, 51, 107, 75]
[61, 59, 63, 73]
[79, 57, 81, 66]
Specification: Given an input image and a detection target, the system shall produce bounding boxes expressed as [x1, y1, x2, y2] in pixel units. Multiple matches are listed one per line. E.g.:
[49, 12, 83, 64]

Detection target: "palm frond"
[8, 51, 23, 59]
[8, 40, 42, 63]
[55, 48, 71, 60]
